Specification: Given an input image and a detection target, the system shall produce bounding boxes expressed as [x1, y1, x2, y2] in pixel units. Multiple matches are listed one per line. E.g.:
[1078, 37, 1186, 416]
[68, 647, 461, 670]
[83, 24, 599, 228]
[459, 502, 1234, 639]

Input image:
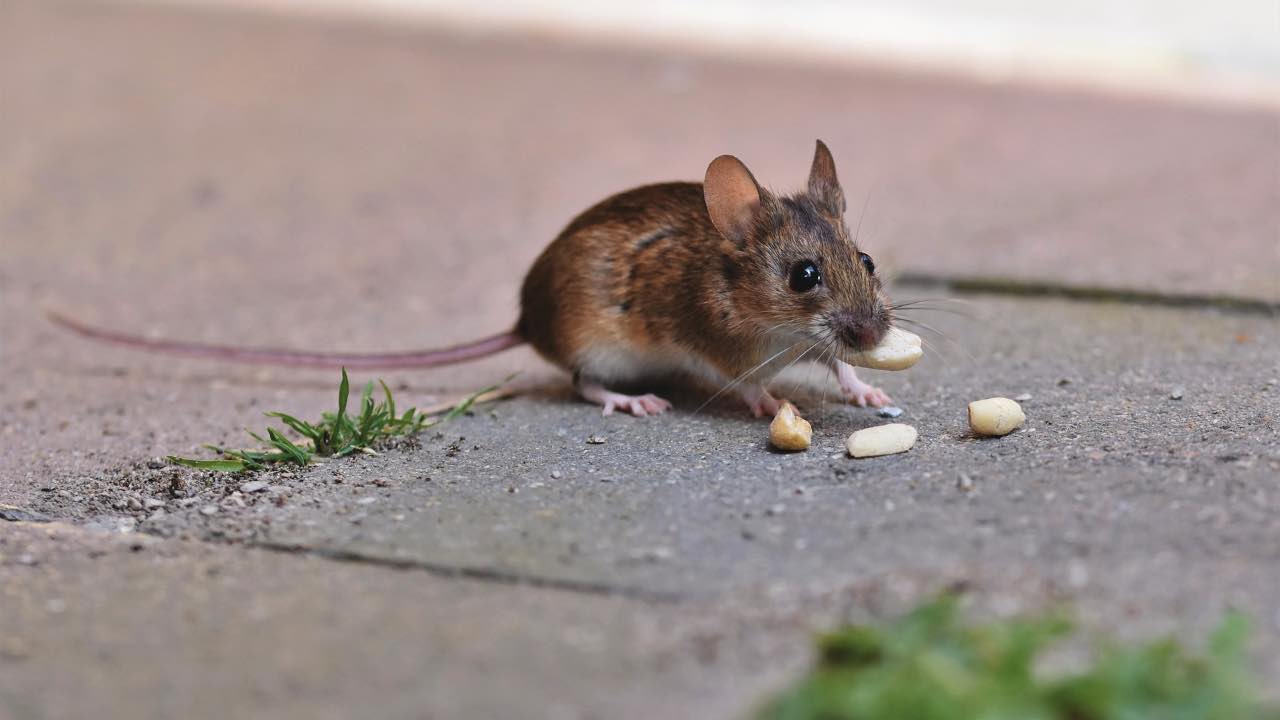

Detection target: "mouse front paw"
[842, 382, 891, 408]
[834, 361, 892, 408]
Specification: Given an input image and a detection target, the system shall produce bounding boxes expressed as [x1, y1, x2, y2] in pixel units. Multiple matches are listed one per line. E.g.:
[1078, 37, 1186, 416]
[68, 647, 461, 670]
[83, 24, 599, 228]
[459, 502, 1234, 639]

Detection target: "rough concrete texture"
[1, 1, 1278, 718]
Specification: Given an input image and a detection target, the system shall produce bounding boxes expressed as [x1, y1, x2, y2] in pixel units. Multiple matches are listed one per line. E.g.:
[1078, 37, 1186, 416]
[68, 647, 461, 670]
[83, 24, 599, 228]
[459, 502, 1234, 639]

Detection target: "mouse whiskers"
[889, 297, 984, 323]
[816, 334, 841, 419]
[892, 316, 975, 366]
[695, 338, 809, 414]
[777, 330, 834, 404]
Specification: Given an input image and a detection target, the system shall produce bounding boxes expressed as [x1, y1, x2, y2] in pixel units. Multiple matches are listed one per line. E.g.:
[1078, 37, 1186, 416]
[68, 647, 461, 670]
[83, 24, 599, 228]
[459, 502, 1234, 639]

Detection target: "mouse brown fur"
[517, 140, 891, 416]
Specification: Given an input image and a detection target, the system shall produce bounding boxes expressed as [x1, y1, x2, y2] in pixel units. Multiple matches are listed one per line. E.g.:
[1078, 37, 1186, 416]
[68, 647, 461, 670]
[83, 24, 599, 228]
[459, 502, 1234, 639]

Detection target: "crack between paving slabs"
[896, 273, 1280, 316]
[247, 540, 686, 604]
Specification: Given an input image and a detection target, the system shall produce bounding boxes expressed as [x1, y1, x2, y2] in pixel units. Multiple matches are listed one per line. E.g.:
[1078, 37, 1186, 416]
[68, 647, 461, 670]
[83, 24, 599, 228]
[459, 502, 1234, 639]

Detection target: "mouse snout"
[831, 312, 885, 351]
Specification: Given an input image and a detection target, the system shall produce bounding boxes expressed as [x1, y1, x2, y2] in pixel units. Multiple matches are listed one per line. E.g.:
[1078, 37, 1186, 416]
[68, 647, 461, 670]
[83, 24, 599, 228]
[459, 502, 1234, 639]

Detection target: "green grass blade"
[430, 380, 504, 427]
[336, 367, 351, 418]
[266, 428, 311, 465]
[380, 379, 396, 420]
[266, 412, 321, 439]
[167, 456, 248, 472]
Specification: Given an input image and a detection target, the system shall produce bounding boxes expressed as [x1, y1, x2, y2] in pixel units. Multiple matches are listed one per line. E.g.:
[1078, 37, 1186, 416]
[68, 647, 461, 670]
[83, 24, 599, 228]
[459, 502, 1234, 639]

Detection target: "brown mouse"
[51, 140, 894, 417]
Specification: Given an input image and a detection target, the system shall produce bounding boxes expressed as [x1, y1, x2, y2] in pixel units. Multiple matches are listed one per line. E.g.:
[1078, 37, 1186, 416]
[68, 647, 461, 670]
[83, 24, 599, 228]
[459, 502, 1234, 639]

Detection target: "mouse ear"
[705, 155, 762, 245]
[808, 139, 846, 215]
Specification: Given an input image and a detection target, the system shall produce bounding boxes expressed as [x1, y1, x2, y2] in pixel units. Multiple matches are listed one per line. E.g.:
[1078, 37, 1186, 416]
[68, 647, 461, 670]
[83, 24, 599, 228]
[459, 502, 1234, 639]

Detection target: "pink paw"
[842, 380, 891, 408]
[578, 380, 672, 418]
[601, 392, 672, 417]
[834, 360, 892, 408]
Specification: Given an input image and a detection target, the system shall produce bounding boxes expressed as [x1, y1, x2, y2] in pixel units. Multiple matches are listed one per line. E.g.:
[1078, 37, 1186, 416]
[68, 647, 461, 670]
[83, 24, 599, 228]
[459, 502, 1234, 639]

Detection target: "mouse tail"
[46, 311, 525, 370]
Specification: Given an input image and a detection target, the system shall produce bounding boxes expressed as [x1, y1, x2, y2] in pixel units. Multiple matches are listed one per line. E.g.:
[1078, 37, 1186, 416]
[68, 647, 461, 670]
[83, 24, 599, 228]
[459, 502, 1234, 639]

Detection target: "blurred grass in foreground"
[759, 595, 1276, 720]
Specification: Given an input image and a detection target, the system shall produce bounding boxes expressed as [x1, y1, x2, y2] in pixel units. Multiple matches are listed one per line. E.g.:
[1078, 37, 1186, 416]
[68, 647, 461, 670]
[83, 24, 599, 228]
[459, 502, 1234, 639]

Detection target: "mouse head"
[704, 140, 891, 356]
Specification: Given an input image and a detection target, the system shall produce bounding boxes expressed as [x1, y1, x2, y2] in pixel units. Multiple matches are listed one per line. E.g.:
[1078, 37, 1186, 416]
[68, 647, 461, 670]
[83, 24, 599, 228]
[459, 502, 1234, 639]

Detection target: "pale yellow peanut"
[846, 423, 917, 457]
[847, 327, 923, 371]
[967, 397, 1025, 436]
[769, 402, 812, 451]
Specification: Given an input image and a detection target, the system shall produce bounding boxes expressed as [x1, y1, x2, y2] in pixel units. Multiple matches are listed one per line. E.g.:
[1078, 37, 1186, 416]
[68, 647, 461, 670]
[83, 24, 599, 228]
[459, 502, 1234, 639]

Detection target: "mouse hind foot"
[577, 379, 672, 417]
[737, 384, 783, 418]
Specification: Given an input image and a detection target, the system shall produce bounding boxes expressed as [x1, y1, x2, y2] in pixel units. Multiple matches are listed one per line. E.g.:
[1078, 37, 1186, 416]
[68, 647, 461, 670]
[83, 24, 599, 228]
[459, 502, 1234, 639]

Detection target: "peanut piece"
[769, 402, 812, 451]
[848, 327, 923, 371]
[967, 397, 1025, 436]
[847, 423, 918, 457]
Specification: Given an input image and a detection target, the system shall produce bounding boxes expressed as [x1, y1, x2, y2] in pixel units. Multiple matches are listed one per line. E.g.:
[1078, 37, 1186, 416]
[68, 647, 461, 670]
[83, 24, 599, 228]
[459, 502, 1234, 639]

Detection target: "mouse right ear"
[705, 155, 762, 246]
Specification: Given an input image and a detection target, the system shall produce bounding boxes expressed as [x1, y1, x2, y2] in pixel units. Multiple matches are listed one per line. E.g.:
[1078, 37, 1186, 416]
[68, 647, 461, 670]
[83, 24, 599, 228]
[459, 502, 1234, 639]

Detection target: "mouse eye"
[858, 252, 876, 275]
[788, 261, 822, 292]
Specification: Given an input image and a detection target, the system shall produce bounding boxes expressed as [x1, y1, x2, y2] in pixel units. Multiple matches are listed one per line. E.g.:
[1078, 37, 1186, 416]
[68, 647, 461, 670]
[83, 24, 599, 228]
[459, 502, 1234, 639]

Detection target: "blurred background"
[158, 0, 1280, 102]
[6, 0, 1275, 359]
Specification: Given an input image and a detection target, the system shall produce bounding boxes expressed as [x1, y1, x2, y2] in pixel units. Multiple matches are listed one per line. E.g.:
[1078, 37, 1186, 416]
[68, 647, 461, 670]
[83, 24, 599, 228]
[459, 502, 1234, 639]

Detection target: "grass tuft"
[759, 595, 1276, 720]
[169, 369, 510, 473]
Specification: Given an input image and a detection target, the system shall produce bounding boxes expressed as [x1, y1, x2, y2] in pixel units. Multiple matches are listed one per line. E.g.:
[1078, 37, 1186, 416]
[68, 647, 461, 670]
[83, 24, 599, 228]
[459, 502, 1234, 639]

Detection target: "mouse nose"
[832, 313, 885, 351]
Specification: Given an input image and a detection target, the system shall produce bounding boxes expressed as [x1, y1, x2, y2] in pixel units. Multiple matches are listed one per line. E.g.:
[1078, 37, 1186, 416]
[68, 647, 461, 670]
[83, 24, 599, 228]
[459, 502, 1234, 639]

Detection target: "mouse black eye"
[788, 261, 822, 292]
[858, 252, 876, 276]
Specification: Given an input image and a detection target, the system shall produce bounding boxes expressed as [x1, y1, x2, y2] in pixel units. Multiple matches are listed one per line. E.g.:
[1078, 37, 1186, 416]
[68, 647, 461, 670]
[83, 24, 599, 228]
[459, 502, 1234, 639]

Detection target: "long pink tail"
[47, 312, 524, 369]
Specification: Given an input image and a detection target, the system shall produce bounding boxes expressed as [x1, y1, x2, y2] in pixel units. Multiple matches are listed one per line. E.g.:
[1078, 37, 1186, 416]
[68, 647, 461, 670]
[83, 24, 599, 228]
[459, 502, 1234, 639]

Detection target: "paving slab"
[0, 522, 803, 720]
[14, 295, 1280, 716]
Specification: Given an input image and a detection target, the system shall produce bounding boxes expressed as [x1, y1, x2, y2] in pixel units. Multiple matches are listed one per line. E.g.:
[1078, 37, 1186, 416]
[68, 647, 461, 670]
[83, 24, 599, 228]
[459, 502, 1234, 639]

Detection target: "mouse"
[50, 140, 894, 418]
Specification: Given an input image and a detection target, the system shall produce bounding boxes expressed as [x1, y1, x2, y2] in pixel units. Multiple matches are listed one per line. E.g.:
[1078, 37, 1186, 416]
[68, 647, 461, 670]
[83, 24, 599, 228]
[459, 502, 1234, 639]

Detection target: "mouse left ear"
[808, 139, 846, 215]
[705, 154, 763, 246]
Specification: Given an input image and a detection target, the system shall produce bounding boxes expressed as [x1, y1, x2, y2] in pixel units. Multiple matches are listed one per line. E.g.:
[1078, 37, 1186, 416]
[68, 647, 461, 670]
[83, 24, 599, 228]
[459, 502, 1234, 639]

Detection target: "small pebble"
[586, 435, 607, 445]
[1067, 561, 1089, 588]
[877, 406, 904, 418]
[550, 470, 563, 479]
[143, 498, 165, 509]
[355, 497, 376, 505]
[1170, 387, 1185, 400]
[239, 480, 268, 493]
[16, 553, 37, 566]
[628, 547, 673, 562]
[199, 505, 218, 516]
[957, 474, 974, 491]
[1014, 393, 1032, 402]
